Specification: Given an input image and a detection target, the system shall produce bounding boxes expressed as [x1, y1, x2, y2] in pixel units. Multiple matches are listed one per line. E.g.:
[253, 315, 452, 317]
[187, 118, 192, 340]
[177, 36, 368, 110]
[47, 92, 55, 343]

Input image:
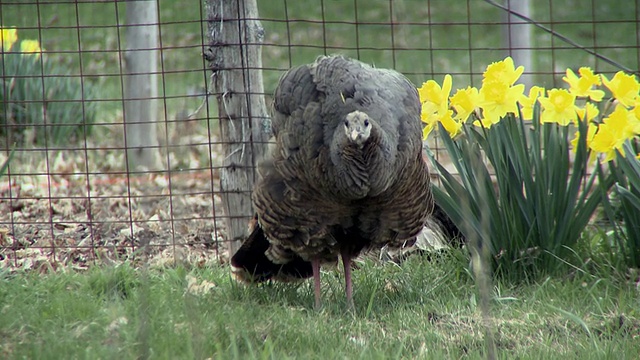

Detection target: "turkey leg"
[341, 250, 354, 310]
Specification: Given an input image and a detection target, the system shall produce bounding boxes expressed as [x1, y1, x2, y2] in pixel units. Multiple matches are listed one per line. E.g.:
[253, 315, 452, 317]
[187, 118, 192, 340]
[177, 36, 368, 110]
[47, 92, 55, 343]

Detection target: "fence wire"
[1, 0, 638, 272]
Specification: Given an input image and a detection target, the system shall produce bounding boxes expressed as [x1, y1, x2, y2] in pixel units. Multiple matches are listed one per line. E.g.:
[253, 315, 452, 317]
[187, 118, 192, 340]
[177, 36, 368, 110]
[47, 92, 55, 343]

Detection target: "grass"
[1, 250, 639, 359]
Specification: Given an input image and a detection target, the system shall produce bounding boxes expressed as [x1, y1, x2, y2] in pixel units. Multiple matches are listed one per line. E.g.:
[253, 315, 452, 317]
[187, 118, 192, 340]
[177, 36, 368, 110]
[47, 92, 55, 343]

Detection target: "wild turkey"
[231, 55, 434, 309]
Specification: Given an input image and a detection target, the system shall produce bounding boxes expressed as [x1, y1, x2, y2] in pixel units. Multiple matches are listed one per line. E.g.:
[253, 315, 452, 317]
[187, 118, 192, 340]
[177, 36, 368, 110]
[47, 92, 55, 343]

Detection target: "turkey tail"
[231, 215, 314, 283]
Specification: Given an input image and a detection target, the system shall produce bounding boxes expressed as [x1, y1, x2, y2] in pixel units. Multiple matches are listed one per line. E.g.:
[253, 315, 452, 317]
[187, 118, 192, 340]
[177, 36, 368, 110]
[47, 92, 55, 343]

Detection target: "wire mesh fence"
[1, 0, 638, 272]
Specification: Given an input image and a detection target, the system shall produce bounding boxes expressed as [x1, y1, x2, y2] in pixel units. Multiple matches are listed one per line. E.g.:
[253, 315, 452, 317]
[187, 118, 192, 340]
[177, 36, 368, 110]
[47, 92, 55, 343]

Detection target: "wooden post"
[204, 0, 270, 256]
[123, 0, 162, 171]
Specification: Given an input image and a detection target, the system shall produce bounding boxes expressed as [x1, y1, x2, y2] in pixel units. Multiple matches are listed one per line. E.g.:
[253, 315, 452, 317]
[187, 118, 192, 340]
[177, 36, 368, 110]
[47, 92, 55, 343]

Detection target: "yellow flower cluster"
[1, 27, 18, 51]
[476, 57, 526, 128]
[418, 57, 640, 161]
[1, 27, 43, 58]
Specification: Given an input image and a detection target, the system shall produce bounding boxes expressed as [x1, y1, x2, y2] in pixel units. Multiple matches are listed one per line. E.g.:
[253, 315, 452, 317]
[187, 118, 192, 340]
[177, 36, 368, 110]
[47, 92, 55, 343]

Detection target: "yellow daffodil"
[439, 110, 462, 137]
[609, 105, 639, 138]
[1, 27, 18, 51]
[626, 105, 640, 134]
[472, 117, 495, 129]
[570, 122, 598, 163]
[449, 86, 480, 123]
[477, 80, 525, 126]
[520, 86, 545, 120]
[590, 105, 637, 160]
[20, 39, 42, 58]
[421, 101, 440, 139]
[602, 71, 640, 108]
[422, 120, 436, 140]
[418, 74, 452, 112]
[538, 89, 577, 126]
[482, 56, 524, 86]
[563, 67, 605, 101]
[419, 75, 453, 139]
[576, 102, 600, 122]
[421, 104, 459, 139]
[626, 99, 640, 133]
[590, 125, 619, 161]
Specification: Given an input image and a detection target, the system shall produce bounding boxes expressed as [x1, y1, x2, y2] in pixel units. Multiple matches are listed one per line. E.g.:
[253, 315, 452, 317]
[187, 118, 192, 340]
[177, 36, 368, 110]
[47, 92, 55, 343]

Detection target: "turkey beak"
[350, 130, 359, 141]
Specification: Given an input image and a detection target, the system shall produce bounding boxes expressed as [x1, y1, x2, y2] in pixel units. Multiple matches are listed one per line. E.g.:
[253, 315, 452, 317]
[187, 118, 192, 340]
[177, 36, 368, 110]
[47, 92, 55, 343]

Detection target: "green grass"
[1, 251, 638, 359]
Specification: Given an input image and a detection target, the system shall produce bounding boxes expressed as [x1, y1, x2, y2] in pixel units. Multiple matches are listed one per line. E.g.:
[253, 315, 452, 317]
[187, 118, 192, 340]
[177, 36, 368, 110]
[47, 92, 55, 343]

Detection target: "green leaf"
[615, 186, 640, 210]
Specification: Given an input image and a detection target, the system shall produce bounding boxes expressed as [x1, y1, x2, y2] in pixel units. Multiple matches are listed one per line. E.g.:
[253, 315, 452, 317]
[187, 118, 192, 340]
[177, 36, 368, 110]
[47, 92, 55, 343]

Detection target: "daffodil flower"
[625, 105, 640, 134]
[421, 102, 457, 139]
[439, 110, 462, 137]
[520, 86, 545, 120]
[450, 86, 480, 123]
[590, 126, 620, 161]
[421, 101, 440, 139]
[1, 27, 18, 51]
[422, 120, 436, 140]
[419, 75, 453, 139]
[602, 71, 640, 108]
[20, 39, 43, 58]
[625, 101, 640, 139]
[477, 80, 525, 126]
[418, 74, 452, 113]
[472, 117, 496, 129]
[482, 56, 524, 86]
[538, 89, 577, 126]
[590, 105, 638, 161]
[576, 102, 600, 122]
[563, 67, 605, 101]
[608, 105, 640, 139]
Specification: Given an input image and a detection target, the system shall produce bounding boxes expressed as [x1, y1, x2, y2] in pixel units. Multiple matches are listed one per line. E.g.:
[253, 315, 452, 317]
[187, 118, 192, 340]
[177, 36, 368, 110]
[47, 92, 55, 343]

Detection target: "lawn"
[1, 251, 639, 359]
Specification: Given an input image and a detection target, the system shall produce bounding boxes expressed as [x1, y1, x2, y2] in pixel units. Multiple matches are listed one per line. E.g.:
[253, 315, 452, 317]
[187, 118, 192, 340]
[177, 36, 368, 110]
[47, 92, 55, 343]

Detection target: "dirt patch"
[0, 142, 231, 273]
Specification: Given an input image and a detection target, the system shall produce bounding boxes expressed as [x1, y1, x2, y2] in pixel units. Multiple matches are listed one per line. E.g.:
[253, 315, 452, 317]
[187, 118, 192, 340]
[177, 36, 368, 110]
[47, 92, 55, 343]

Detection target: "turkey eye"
[364, 119, 369, 126]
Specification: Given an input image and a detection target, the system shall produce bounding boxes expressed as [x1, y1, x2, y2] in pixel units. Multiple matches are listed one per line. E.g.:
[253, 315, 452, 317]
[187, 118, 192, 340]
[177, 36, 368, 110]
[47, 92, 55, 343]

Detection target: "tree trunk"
[204, 0, 270, 256]
[124, 0, 162, 171]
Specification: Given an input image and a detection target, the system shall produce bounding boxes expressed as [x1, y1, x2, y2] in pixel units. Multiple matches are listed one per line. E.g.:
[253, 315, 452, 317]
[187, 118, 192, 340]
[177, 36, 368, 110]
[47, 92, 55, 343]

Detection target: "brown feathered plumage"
[231, 55, 433, 309]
